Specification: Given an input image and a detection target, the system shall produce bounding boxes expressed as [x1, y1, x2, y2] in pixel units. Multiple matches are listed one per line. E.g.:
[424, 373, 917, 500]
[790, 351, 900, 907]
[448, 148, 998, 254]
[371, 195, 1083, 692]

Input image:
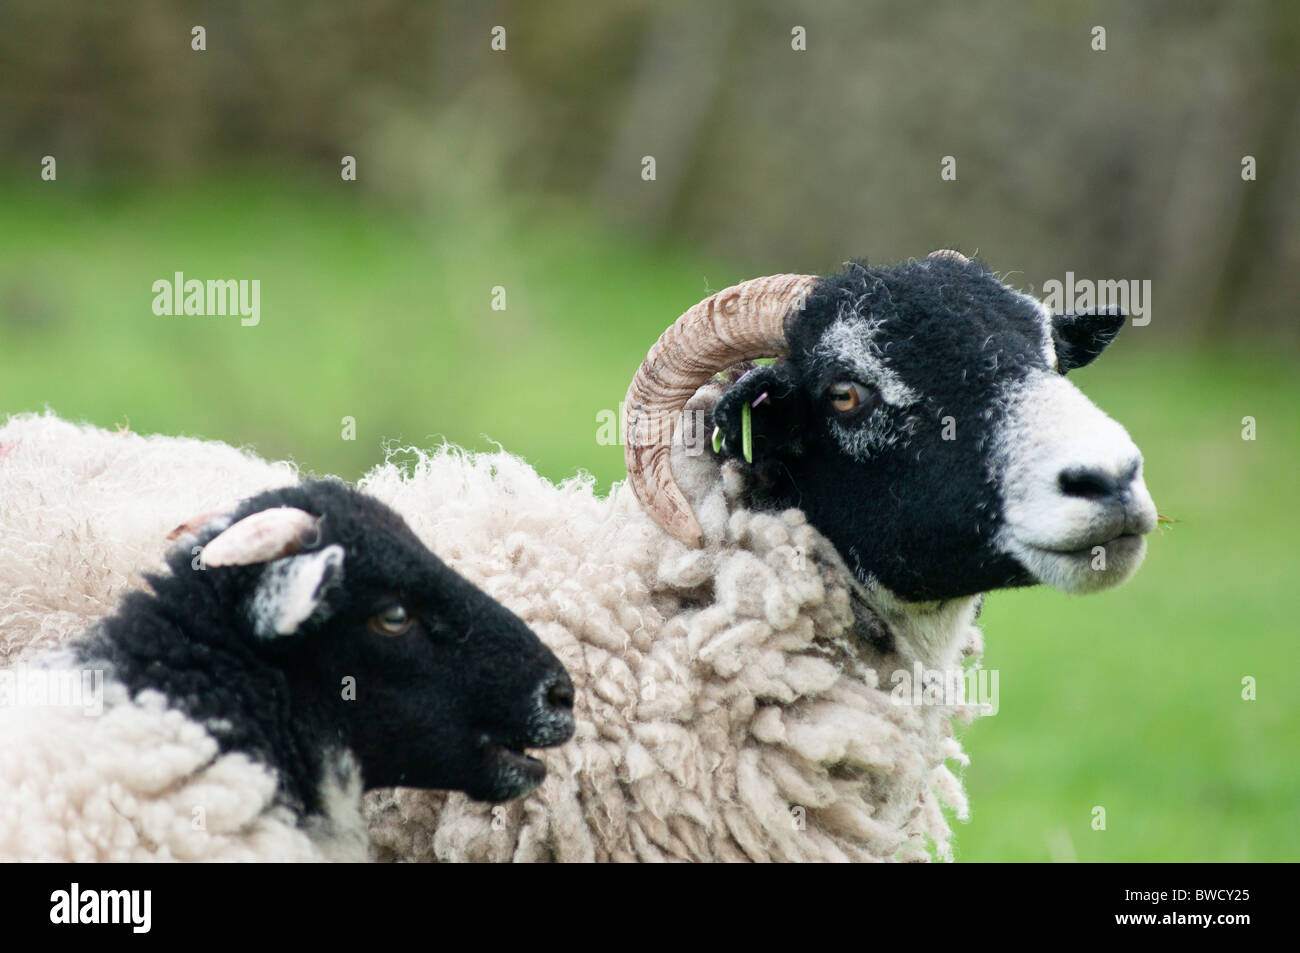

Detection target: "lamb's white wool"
[0, 404, 986, 862]
[0, 651, 368, 862]
[0, 412, 297, 665]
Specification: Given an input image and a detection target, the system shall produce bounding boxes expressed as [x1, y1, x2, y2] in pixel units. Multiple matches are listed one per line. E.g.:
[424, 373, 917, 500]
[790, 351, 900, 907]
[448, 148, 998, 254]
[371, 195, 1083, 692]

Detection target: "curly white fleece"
[0, 405, 986, 862]
[0, 413, 297, 666]
[0, 652, 368, 862]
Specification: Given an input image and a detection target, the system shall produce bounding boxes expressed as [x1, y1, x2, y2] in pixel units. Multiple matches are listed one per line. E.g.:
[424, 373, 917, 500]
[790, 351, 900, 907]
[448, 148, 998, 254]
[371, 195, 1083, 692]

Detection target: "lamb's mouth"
[480, 737, 548, 792]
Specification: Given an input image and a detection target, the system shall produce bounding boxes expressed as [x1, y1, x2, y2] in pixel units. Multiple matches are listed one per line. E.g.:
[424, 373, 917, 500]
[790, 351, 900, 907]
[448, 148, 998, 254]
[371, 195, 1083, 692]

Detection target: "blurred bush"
[2, 0, 1296, 343]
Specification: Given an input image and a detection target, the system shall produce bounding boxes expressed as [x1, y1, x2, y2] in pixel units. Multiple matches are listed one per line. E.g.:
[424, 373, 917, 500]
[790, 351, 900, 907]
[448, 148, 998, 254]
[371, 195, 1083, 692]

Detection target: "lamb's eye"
[370, 604, 412, 636]
[827, 381, 872, 413]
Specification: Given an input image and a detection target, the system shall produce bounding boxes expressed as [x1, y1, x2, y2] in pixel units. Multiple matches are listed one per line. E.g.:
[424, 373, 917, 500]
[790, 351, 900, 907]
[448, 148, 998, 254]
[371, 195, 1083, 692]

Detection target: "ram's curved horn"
[624, 274, 818, 548]
[928, 249, 970, 264]
[200, 507, 322, 568]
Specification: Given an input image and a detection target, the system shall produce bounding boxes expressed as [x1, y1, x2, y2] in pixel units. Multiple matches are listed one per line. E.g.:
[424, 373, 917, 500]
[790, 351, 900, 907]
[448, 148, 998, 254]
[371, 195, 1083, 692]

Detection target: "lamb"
[0, 479, 575, 861]
[0, 251, 1157, 860]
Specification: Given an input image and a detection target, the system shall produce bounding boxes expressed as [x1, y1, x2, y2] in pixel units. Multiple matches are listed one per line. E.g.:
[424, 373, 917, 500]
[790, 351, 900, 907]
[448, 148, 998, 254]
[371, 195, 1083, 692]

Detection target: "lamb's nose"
[545, 674, 574, 712]
[1058, 460, 1139, 504]
[530, 671, 576, 747]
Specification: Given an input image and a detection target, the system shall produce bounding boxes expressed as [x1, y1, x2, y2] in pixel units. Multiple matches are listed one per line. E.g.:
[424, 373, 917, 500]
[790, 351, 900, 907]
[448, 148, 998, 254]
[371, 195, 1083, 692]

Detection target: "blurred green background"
[1, 1, 1296, 860]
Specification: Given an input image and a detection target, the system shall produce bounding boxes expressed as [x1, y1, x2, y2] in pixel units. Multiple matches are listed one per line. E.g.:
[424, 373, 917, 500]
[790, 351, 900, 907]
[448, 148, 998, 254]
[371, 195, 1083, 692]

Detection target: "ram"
[0, 251, 1156, 861]
[0, 480, 574, 861]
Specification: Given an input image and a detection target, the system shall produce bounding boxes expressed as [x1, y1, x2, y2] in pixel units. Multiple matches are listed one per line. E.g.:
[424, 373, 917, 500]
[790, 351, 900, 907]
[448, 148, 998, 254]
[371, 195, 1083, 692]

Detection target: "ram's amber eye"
[370, 604, 412, 636]
[827, 381, 870, 413]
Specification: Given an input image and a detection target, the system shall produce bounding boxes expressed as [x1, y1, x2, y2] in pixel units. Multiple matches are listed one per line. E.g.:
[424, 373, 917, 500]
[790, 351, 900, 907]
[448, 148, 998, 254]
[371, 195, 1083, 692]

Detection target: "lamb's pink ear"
[199, 507, 322, 568]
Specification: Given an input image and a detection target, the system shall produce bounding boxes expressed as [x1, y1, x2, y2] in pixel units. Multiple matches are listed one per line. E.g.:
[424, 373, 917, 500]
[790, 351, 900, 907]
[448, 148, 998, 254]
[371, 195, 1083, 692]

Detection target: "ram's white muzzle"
[995, 372, 1157, 593]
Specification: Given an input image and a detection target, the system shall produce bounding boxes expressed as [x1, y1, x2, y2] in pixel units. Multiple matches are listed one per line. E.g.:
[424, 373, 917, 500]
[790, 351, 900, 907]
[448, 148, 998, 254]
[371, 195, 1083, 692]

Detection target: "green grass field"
[2, 176, 1295, 861]
[959, 352, 1298, 861]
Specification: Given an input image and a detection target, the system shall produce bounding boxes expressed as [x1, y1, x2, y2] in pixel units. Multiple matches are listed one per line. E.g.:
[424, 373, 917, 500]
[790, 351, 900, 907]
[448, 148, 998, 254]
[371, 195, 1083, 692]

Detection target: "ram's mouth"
[1029, 532, 1145, 560]
[1007, 531, 1148, 594]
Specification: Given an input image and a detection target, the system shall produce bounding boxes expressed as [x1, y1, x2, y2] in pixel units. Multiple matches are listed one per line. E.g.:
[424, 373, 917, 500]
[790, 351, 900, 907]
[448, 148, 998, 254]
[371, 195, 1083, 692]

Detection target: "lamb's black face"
[713, 257, 1156, 602]
[194, 481, 575, 803]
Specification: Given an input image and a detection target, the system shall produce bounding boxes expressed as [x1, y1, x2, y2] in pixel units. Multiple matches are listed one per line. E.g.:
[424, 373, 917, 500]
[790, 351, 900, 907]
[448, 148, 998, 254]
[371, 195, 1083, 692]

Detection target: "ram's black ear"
[711, 363, 807, 466]
[1052, 307, 1126, 372]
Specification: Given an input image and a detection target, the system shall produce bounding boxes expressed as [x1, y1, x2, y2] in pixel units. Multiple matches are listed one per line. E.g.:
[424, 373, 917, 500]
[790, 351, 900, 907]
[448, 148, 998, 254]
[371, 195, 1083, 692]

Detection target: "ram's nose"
[1057, 457, 1137, 503]
[1056, 455, 1157, 536]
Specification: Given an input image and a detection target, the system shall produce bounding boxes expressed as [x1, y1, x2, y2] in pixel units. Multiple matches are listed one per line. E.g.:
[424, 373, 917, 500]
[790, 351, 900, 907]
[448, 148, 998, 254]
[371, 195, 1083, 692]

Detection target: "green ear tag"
[741, 402, 753, 464]
[711, 426, 723, 454]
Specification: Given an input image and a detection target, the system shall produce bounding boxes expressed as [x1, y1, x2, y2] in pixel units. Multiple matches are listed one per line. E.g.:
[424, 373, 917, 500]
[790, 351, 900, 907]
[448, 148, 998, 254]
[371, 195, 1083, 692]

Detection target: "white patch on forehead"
[814, 315, 921, 462]
[250, 544, 345, 638]
[814, 317, 919, 407]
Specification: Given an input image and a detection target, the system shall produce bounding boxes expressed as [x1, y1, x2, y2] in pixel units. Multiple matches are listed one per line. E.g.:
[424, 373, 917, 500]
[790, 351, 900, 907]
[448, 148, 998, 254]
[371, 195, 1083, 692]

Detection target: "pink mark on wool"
[0, 440, 18, 460]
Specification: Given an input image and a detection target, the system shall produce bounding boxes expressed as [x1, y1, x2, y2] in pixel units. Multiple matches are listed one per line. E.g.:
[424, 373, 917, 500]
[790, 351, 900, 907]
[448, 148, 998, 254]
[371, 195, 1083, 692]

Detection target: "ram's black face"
[712, 257, 1156, 602]
[181, 481, 575, 805]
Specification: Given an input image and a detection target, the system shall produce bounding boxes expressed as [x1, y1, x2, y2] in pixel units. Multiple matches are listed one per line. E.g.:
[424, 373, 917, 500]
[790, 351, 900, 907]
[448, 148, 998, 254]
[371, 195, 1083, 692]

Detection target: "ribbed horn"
[928, 249, 969, 264]
[624, 274, 818, 547]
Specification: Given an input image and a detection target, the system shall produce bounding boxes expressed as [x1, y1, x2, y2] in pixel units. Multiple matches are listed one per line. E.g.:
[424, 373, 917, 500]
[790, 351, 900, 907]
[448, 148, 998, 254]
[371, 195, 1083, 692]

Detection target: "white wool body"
[0, 403, 986, 862]
[0, 413, 297, 665]
[0, 652, 367, 862]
